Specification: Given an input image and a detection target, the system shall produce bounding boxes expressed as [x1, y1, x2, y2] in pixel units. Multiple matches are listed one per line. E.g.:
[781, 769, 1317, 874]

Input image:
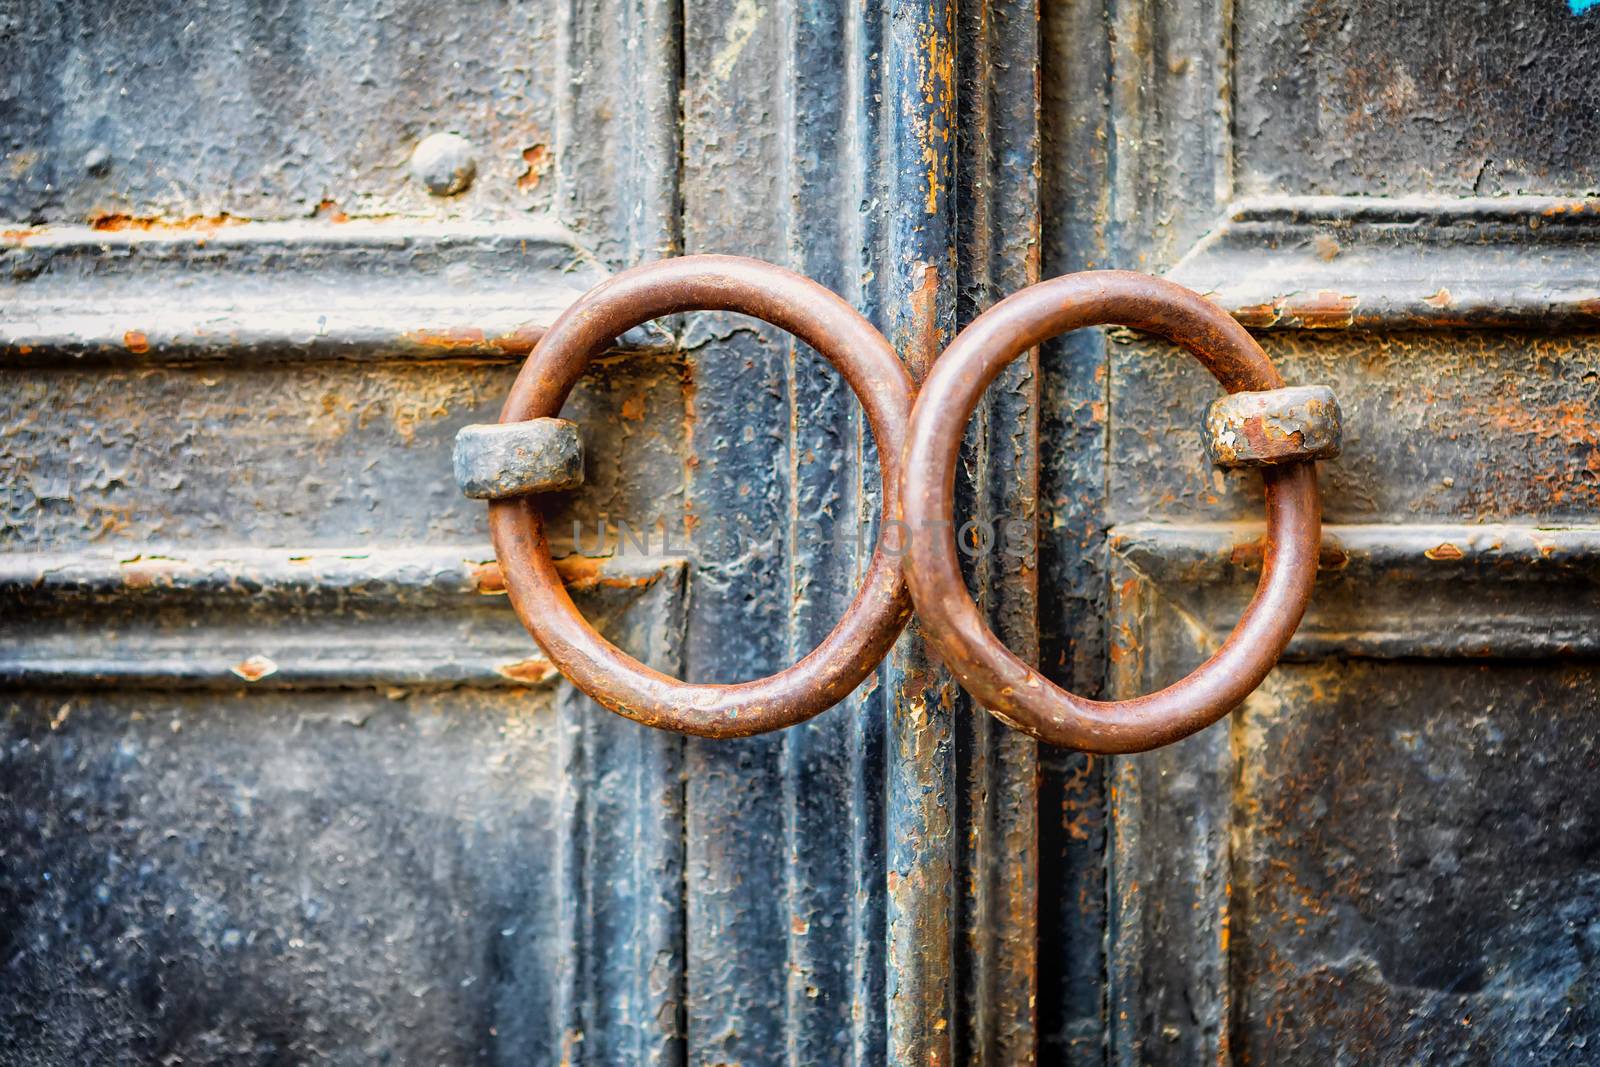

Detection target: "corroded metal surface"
[0, 548, 683, 689]
[1169, 198, 1600, 332]
[0, 220, 618, 364]
[902, 271, 1322, 754]
[454, 418, 584, 500]
[487, 255, 915, 738]
[2, 0, 566, 222]
[1094, 3, 1600, 1044]
[10, 0, 1594, 1059]
[1204, 384, 1342, 468]
[1235, 0, 1600, 197]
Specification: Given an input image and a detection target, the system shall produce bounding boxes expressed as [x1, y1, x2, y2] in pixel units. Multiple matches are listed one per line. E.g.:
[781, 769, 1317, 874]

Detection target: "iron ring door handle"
[482, 255, 915, 738]
[899, 270, 1324, 754]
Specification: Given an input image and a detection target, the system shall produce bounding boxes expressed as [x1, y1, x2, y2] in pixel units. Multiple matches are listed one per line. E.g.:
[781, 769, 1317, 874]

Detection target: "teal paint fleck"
[1573, 0, 1600, 13]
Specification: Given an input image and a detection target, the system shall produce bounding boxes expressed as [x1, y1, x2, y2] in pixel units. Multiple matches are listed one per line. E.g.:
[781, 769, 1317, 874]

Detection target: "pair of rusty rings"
[483, 256, 1322, 752]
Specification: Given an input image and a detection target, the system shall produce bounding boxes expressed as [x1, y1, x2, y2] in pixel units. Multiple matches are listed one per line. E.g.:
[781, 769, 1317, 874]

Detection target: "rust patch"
[1423, 288, 1453, 309]
[552, 554, 662, 592]
[1234, 301, 1285, 329]
[407, 327, 487, 350]
[517, 144, 552, 192]
[1229, 535, 1349, 571]
[469, 560, 507, 595]
[1476, 396, 1599, 446]
[907, 261, 941, 383]
[90, 212, 246, 233]
[620, 393, 647, 421]
[1424, 542, 1464, 561]
[1239, 416, 1305, 462]
[1312, 234, 1340, 261]
[1284, 291, 1358, 329]
[123, 330, 150, 354]
[231, 655, 280, 682]
[491, 323, 546, 356]
[312, 199, 349, 222]
[496, 658, 558, 684]
[1542, 200, 1600, 217]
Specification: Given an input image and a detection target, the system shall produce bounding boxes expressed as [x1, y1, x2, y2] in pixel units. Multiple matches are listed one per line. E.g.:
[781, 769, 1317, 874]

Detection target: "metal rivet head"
[410, 132, 477, 197]
[454, 419, 584, 500]
[83, 146, 112, 177]
[1204, 384, 1343, 469]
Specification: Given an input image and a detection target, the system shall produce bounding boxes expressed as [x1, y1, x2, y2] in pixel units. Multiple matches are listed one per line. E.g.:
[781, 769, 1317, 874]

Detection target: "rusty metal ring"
[901, 270, 1321, 754]
[489, 255, 915, 738]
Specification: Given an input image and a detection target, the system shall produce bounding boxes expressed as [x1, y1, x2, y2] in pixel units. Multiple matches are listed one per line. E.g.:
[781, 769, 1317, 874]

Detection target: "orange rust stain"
[1312, 234, 1340, 261]
[1233, 301, 1284, 329]
[2, 229, 33, 243]
[491, 323, 546, 356]
[1231, 536, 1348, 570]
[1107, 622, 1139, 664]
[1542, 200, 1600, 217]
[312, 199, 349, 222]
[123, 330, 150, 354]
[407, 327, 487, 350]
[469, 560, 507, 595]
[1423, 288, 1453, 309]
[230, 655, 279, 682]
[518, 144, 551, 192]
[496, 658, 558, 684]
[915, 9, 955, 215]
[1476, 396, 1600, 446]
[553, 554, 661, 592]
[1230, 536, 1268, 568]
[620, 394, 647, 421]
[1424, 543, 1464, 561]
[907, 262, 941, 383]
[90, 212, 246, 233]
[791, 916, 809, 935]
[1285, 291, 1358, 329]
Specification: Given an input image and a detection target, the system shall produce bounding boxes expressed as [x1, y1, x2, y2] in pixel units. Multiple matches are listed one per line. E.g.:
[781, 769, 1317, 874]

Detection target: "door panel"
[3, 0, 1043, 1062]
[1235, 0, 1600, 197]
[1042, 0, 1600, 1062]
[3, 0, 562, 222]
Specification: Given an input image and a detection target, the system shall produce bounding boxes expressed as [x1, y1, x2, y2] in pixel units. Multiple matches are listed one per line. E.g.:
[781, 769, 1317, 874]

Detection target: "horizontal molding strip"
[0, 219, 668, 364]
[1111, 522, 1600, 659]
[1169, 196, 1600, 331]
[0, 545, 686, 690]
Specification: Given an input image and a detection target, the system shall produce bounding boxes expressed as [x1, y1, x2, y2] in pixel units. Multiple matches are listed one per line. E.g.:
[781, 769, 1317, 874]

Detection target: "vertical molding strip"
[1101, 2, 1239, 1063]
[556, 0, 687, 1062]
[679, 0, 794, 1054]
[953, 0, 1043, 1060]
[883, 0, 961, 1060]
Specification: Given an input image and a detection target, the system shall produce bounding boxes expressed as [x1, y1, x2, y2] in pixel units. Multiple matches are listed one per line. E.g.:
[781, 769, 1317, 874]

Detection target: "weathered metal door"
[1040, 1, 1600, 1063]
[4, 0, 1599, 1064]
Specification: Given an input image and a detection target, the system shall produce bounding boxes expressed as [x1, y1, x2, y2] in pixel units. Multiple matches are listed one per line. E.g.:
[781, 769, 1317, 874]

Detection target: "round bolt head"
[83, 146, 112, 177]
[410, 132, 477, 196]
